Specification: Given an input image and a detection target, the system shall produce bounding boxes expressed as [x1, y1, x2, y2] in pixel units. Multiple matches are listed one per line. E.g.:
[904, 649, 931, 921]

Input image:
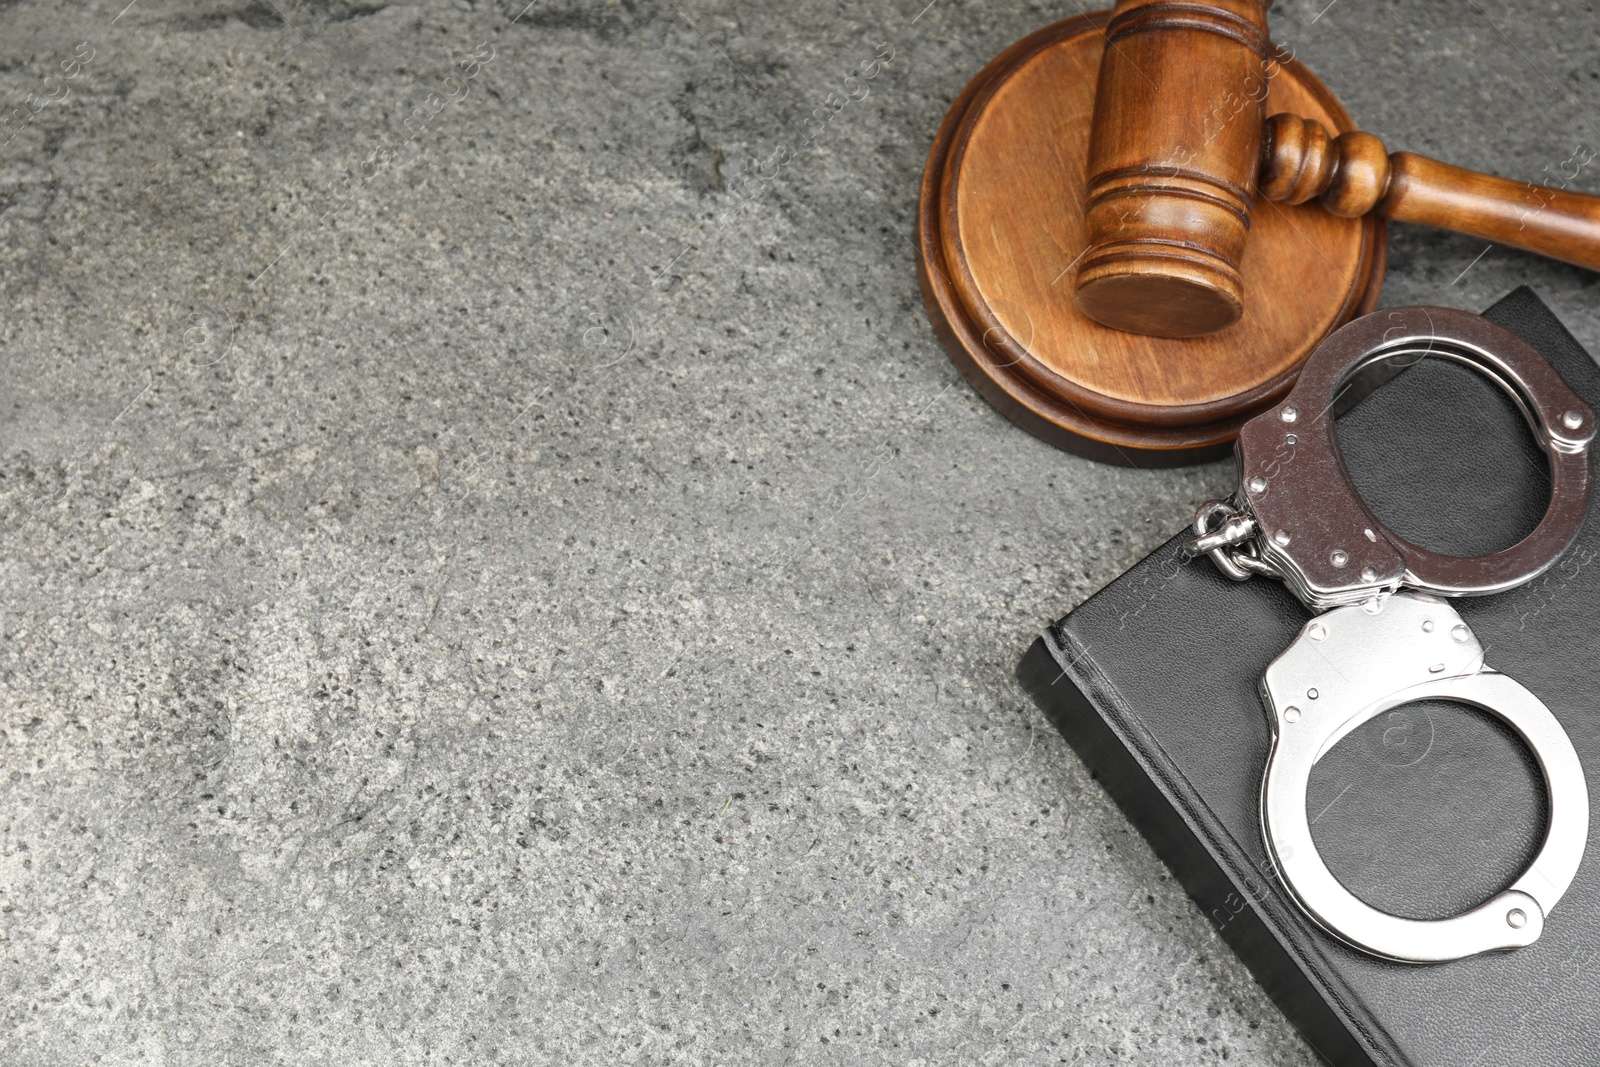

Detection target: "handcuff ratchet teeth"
[1185, 306, 1595, 964]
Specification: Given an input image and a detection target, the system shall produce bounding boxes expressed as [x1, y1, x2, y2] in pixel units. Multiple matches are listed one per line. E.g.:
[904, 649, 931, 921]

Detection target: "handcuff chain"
[1185, 498, 1282, 583]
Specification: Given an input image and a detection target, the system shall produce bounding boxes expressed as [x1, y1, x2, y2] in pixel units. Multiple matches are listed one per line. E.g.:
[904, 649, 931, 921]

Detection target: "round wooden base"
[917, 12, 1386, 466]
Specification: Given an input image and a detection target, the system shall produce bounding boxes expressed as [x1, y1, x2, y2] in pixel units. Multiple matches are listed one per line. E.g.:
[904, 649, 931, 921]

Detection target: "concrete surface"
[0, 0, 1596, 1063]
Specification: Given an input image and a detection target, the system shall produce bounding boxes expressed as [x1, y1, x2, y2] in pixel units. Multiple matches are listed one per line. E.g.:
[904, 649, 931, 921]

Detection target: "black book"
[1019, 287, 1600, 1067]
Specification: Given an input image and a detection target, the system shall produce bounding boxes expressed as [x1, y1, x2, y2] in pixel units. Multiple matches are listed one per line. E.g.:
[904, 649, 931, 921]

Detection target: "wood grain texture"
[917, 12, 1384, 466]
[1262, 112, 1600, 273]
[1076, 0, 1272, 337]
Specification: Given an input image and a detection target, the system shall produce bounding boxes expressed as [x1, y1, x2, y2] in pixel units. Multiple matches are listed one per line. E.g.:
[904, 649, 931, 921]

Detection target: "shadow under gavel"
[1074, 0, 1600, 339]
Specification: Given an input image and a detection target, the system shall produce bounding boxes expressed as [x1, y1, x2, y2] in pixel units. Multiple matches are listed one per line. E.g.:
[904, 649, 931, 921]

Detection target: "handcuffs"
[1186, 306, 1594, 964]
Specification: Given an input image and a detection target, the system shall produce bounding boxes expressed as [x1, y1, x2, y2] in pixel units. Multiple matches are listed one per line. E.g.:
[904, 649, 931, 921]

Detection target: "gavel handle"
[1260, 113, 1600, 274]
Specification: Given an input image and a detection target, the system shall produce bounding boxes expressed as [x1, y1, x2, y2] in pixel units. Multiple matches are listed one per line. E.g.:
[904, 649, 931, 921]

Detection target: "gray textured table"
[0, 1, 1595, 1063]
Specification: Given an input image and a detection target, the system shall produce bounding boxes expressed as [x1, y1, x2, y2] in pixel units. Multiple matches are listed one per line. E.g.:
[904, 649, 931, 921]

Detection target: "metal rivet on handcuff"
[1185, 306, 1595, 964]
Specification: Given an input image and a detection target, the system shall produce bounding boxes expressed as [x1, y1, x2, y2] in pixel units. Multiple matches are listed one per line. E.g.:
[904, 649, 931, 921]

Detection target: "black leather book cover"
[1019, 287, 1600, 1067]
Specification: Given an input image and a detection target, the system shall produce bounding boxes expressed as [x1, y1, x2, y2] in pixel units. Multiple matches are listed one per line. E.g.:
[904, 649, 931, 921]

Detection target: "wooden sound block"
[918, 12, 1386, 466]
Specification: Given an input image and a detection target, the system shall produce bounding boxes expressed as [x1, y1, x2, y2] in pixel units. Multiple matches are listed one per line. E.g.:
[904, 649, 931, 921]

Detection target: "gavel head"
[1074, 0, 1274, 338]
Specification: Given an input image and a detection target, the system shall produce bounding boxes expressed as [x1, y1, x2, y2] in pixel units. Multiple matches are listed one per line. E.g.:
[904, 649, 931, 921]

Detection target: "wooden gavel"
[1075, 0, 1600, 338]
